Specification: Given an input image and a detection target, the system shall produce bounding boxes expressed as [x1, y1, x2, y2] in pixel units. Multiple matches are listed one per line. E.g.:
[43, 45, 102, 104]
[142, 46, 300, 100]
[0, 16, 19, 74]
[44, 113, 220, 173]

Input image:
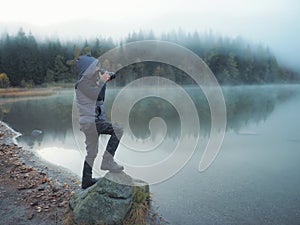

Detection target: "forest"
[0, 28, 299, 88]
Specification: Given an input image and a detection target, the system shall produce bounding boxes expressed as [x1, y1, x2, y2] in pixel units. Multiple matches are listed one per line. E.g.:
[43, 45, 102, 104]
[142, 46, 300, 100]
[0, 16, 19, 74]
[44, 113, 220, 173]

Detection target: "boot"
[82, 161, 97, 189]
[100, 151, 124, 172]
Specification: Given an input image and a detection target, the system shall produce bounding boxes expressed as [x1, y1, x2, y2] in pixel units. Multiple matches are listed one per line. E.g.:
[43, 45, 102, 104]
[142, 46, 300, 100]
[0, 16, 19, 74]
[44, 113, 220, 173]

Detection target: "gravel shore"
[0, 121, 80, 225]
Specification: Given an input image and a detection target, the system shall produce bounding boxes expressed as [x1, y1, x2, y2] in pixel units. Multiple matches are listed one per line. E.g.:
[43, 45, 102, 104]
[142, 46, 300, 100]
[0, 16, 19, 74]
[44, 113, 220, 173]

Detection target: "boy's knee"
[86, 149, 98, 162]
[113, 124, 123, 137]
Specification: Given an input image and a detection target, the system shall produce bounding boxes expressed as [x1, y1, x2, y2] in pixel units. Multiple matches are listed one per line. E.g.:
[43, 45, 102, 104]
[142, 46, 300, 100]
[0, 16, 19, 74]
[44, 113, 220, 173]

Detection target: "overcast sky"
[1, 0, 299, 70]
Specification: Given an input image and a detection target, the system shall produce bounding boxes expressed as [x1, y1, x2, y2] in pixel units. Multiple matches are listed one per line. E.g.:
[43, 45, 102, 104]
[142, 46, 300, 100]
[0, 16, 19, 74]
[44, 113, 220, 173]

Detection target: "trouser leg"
[81, 124, 99, 188]
[84, 124, 99, 166]
[96, 121, 123, 156]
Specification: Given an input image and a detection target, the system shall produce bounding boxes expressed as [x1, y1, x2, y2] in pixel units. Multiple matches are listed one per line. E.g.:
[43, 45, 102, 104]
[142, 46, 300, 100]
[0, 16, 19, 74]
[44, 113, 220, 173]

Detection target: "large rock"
[68, 172, 149, 225]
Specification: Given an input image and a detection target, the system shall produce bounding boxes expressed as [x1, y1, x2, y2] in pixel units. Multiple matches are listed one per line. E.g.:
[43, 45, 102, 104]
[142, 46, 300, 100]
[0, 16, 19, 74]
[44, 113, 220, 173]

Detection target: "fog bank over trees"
[0, 28, 299, 87]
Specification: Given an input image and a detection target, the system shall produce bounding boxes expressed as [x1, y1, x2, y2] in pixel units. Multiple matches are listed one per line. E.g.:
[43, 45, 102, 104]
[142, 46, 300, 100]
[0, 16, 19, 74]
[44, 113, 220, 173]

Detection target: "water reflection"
[0, 90, 74, 149]
[105, 84, 300, 138]
[221, 85, 296, 132]
[0, 85, 299, 151]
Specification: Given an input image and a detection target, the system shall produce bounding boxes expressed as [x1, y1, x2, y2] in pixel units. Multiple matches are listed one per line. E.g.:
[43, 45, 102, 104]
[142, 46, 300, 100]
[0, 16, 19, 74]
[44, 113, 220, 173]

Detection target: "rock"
[68, 172, 149, 225]
[31, 129, 43, 137]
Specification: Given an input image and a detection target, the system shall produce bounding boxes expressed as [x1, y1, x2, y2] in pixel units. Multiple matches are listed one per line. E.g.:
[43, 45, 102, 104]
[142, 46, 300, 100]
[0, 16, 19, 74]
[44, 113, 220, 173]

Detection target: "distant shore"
[0, 121, 80, 224]
[0, 84, 75, 98]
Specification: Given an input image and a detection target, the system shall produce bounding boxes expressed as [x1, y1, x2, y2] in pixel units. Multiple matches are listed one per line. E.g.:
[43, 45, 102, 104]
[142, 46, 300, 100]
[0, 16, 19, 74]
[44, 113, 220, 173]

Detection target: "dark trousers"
[83, 120, 123, 167]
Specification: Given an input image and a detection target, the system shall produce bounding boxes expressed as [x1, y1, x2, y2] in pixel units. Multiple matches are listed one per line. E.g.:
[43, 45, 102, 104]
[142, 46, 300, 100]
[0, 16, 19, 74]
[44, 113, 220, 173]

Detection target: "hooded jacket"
[75, 59, 106, 131]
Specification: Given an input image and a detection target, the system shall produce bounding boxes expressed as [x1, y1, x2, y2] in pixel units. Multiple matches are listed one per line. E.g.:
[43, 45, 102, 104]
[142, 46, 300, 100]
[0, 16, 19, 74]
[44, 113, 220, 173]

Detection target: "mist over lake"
[1, 84, 300, 224]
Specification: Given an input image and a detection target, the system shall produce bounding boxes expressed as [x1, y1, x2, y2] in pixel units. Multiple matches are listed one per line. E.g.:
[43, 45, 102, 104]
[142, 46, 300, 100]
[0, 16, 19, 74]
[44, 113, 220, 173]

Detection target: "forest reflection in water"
[0, 84, 299, 172]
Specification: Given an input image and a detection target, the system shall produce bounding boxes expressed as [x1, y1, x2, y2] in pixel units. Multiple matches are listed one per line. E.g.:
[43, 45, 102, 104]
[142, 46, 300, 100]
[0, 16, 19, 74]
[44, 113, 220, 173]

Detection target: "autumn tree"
[0, 72, 10, 88]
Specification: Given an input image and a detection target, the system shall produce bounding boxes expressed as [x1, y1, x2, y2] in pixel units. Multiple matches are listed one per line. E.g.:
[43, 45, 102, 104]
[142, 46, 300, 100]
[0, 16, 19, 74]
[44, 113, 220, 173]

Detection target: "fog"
[1, 0, 299, 71]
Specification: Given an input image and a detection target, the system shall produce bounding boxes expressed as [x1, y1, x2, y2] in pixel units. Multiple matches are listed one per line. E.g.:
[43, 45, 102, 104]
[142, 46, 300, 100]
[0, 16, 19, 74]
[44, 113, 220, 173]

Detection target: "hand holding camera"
[99, 69, 116, 82]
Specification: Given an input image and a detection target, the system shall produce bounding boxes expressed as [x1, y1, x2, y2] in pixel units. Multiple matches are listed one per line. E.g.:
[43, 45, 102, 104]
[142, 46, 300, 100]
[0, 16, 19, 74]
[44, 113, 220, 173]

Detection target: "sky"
[0, 0, 299, 70]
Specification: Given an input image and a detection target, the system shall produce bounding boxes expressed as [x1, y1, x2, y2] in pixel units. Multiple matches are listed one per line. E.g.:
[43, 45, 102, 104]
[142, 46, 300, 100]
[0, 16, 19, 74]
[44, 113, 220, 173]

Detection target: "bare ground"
[0, 121, 80, 225]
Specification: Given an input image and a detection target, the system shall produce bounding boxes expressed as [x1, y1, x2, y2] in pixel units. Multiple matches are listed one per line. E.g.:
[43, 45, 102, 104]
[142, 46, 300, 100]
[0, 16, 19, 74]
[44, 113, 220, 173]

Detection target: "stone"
[68, 172, 146, 225]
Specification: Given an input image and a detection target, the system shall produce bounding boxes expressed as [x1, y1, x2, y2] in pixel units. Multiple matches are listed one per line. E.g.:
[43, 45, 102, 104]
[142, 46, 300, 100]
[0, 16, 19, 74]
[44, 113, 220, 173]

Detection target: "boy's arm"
[77, 78, 106, 101]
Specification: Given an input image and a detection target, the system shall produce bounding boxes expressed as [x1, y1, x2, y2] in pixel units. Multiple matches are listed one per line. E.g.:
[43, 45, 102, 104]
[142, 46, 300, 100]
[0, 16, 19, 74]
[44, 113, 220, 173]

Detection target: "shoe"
[100, 151, 124, 172]
[82, 177, 97, 189]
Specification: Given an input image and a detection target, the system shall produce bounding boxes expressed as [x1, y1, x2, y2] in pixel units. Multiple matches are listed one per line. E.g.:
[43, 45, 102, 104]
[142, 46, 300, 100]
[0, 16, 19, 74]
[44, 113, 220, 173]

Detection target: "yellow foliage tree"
[0, 73, 10, 88]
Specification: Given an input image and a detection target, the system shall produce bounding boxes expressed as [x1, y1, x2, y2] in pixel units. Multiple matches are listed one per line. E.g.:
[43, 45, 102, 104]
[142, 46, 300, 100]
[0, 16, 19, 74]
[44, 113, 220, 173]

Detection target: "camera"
[100, 69, 116, 81]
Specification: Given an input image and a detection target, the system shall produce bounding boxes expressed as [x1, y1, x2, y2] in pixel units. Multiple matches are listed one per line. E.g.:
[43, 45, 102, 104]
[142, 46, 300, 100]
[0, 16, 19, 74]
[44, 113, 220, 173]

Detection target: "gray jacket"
[75, 60, 106, 131]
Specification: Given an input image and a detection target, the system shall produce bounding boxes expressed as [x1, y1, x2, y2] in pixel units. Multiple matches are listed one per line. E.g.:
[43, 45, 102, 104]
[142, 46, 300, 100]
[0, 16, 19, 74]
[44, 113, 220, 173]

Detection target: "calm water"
[1, 85, 300, 225]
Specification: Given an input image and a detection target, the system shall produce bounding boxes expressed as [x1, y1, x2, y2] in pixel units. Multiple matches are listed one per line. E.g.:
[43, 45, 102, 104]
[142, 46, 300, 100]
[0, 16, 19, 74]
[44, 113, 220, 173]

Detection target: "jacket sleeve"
[77, 77, 106, 101]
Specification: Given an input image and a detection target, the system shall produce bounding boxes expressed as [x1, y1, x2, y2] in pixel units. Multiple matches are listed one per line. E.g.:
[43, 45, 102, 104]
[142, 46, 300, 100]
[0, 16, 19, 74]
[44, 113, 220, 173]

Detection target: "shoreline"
[0, 121, 80, 225]
[0, 87, 59, 98]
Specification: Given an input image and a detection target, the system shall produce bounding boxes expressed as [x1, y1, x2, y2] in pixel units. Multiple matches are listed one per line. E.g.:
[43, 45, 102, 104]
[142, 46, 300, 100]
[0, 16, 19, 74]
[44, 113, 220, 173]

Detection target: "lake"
[1, 84, 300, 225]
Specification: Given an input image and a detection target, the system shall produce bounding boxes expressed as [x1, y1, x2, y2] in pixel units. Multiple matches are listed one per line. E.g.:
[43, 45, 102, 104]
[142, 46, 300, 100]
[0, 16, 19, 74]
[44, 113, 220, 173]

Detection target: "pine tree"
[226, 53, 239, 83]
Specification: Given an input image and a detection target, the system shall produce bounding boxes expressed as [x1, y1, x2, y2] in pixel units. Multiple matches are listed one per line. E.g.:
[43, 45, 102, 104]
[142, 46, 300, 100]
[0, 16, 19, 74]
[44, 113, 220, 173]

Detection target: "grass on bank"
[0, 87, 54, 98]
[0, 82, 74, 98]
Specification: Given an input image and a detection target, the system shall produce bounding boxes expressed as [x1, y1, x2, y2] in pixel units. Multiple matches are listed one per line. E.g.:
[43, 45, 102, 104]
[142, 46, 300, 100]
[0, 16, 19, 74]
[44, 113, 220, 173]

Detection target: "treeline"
[0, 28, 114, 87]
[0, 28, 298, 87]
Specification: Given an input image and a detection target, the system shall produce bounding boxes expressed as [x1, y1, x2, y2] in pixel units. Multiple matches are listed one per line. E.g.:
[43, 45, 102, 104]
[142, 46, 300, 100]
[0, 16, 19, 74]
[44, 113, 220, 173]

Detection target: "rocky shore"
[0, 121, 80, 225]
